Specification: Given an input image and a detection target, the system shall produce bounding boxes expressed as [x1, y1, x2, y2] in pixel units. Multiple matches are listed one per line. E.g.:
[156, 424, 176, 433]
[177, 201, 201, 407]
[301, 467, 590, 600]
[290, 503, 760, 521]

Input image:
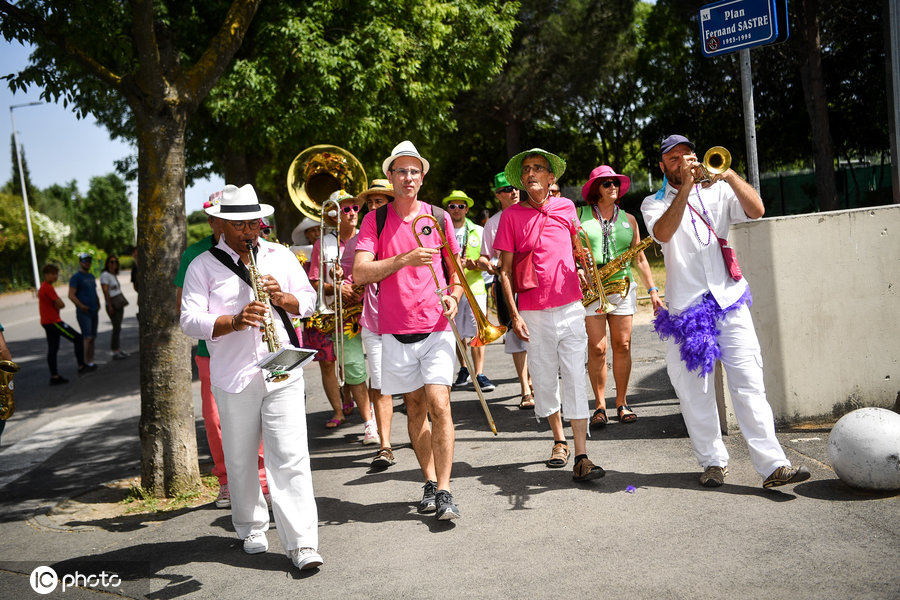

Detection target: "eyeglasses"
[341, 205, 360, 214]
[521, 164, 548, 174]
[496, 186, 515, 194]
[446, 203, 468, 210]
[599, 180, 620, 188]
[391, 167, 422, 177]
[227, 220, 262, 231]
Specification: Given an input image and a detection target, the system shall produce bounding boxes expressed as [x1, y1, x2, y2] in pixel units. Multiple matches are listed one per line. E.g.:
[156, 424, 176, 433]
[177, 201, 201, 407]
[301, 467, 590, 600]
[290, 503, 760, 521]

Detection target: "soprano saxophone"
[581, 236, 655, 309]
[246, 241, 289, 383]
[0, 360, 20, 421]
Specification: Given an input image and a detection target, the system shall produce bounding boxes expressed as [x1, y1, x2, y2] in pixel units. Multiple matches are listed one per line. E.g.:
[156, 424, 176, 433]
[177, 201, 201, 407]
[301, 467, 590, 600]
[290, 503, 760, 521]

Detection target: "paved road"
[0, 285, 898, 599]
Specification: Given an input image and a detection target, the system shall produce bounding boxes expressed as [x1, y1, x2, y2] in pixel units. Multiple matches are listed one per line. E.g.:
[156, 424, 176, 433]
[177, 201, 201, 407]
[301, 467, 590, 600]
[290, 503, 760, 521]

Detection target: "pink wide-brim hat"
[581, 165, 631, 201]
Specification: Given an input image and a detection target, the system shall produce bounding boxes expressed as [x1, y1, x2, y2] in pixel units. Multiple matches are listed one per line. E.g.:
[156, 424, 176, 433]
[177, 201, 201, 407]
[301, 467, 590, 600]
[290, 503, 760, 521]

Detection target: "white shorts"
[455, 293, 487, 339]
[521, 301, 589, 421]
[585, 280, 637, 317]
[504, 330, 528, 354]
[380, 330, 456, 396]
[361, 326, 383, 390]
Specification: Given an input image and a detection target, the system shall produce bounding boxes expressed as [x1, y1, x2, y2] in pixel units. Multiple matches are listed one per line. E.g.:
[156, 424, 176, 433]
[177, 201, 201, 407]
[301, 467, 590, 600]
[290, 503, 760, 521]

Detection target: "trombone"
[412, 213, 501, 435]
[308, 197, 346, 386]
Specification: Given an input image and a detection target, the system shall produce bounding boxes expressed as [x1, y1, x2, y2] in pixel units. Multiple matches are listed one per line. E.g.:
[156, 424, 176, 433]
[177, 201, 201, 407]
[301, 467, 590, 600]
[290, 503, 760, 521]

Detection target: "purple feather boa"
[653, 288, 752, 377]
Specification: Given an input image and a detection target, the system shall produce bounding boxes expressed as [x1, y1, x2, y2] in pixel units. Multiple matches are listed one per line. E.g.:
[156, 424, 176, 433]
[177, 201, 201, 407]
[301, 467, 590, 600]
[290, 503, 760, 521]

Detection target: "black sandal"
[617, 405, 637, 423]
[590, 408, 608, 428]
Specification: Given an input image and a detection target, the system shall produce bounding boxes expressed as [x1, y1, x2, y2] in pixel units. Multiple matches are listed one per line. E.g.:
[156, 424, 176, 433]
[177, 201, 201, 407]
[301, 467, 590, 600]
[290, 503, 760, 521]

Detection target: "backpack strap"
[207, 247, 301, 348]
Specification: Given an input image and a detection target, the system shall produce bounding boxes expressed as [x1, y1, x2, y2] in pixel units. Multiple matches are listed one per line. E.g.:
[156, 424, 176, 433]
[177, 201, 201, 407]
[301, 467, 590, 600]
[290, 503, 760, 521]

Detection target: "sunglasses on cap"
[446, 203, 468, 210]
[341, 205, 360, 214]
[496, 186, 515, 194]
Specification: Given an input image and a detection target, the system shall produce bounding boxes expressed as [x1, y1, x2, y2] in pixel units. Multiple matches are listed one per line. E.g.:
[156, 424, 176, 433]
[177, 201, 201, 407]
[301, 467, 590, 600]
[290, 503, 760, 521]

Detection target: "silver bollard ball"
[827, 407, 900, 491]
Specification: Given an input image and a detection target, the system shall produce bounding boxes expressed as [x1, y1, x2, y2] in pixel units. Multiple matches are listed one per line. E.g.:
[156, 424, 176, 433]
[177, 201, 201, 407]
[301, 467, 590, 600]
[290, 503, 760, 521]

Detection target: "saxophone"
[246, 241, 289, 383]
[581, 236, 655, 309]
[0, 360, 20, 421]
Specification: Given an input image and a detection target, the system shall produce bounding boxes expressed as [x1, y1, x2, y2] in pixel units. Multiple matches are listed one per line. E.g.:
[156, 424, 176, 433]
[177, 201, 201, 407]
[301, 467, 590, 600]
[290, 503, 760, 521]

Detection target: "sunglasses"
[446, 203, 468, 210]
[341, 205, 360, 214]
[496, 186, 515, 194]
[599, 180, 620, 188]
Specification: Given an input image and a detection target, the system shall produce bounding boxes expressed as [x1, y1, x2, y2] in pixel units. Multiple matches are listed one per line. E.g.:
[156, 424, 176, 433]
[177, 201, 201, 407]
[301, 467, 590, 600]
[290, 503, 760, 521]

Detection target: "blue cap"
[660, 134, 695, 157]
[78, 252, 92, 261]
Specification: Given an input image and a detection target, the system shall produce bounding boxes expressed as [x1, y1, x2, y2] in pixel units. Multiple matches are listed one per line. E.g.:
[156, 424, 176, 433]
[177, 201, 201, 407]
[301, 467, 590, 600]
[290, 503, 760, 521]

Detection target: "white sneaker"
[243, 531, 269, 554]
[362, 421, 380, 445]
[289, 547, 323, 570]
[215, 483, 231, 508]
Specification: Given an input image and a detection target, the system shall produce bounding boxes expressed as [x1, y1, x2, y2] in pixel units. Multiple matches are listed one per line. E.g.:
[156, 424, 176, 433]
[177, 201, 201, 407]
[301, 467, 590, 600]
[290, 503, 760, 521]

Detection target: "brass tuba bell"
[0, 360, 20, 421]
[286, 145, 368, 222]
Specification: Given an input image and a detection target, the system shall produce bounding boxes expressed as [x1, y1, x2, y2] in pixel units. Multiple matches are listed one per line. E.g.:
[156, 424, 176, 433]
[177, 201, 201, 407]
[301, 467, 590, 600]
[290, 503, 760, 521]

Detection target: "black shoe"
[49, 375, 69, 385]
[435, 489, 460, 520]
[452, 367, 471, 388]
[418, 480, 437, 513]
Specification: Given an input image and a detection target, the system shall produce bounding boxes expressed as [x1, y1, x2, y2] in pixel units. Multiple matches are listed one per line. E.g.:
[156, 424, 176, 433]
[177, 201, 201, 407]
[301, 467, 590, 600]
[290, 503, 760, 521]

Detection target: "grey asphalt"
[0, 282, 898, 599]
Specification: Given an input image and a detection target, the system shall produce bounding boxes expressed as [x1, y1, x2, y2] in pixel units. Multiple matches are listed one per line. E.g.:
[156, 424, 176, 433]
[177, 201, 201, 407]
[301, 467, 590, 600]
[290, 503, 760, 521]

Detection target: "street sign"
[699, 0, 781, 57]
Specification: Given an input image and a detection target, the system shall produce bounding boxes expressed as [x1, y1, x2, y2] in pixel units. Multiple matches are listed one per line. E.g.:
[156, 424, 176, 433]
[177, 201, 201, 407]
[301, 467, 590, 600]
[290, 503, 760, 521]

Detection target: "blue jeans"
[76, 309, 99, 339]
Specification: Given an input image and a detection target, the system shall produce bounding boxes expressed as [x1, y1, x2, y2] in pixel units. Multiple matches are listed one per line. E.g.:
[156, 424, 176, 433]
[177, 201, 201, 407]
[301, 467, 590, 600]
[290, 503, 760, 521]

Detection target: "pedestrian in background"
[100, 254, 129, 360]
[38, 263, 86, 383]
[68, 252, 99, 370]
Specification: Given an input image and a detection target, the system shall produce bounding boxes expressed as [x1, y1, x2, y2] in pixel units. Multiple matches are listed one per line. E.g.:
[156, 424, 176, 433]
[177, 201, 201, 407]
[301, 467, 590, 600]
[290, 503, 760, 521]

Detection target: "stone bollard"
[827, 407, 900, 491]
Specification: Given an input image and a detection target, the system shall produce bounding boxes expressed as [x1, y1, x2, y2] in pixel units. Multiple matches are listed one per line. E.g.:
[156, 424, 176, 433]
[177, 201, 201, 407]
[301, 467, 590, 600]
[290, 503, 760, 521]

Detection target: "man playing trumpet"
[353, 140, 463, 520]
[641, 134, 810, 490]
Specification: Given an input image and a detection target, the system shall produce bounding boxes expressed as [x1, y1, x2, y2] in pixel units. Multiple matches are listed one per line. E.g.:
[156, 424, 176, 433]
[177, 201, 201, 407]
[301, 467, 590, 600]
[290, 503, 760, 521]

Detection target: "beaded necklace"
[592, 203, 619, 262]
[687, 185, 713, 247]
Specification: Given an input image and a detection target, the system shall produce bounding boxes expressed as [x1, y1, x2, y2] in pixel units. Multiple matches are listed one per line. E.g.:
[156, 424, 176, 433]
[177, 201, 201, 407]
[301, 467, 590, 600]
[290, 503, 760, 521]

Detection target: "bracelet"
[648, 287, 659, 293]
[231, 314, 240, 331]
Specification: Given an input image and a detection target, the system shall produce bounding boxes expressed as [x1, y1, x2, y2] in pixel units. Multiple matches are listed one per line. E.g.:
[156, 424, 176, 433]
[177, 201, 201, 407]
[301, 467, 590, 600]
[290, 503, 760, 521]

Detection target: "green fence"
[760, 164, 895, 217]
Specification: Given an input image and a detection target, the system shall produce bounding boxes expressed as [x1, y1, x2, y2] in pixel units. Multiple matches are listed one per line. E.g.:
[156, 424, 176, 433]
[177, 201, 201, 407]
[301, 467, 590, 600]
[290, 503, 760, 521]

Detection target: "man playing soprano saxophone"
[180, 184, 324, 571]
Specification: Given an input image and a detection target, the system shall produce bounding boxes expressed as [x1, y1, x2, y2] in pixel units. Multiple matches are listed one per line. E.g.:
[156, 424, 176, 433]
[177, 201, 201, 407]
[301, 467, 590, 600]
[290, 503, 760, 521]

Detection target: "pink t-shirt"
[493, 195, 583, 311]
[341, 234, 379, 333]
[355, 202, 460, 335]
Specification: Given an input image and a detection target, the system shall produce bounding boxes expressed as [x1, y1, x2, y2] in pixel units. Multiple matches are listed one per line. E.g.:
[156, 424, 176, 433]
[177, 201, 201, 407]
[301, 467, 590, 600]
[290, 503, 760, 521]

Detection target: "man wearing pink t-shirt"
[494, 148, 605, 483]
[354, 140, 463, 521]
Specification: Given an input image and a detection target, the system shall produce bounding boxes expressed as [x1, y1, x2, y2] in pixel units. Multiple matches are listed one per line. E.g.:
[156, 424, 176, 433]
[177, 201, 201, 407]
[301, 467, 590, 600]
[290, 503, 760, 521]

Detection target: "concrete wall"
[717, 205, 900, 429]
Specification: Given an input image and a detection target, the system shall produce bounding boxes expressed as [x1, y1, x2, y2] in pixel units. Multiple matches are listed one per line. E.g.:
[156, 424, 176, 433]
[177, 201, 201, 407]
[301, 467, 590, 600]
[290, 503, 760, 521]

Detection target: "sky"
[1, 41, 222, 217]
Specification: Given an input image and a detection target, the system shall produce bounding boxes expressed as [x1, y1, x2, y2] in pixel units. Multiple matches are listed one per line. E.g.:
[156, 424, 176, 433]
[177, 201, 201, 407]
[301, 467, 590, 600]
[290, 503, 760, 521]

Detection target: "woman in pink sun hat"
[577, 165, 664, 428]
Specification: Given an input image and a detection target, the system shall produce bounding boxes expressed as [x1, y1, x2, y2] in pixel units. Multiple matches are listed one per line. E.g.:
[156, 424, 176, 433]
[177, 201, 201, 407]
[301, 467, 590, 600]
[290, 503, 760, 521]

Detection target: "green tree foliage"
[0, 0, 262, 497]
[74, 173, 135, 253]
[190, 0, 519, 232]
[0, 191, 72, 289]
[4, 134, 42, 202]
[38, 180, 80, 224]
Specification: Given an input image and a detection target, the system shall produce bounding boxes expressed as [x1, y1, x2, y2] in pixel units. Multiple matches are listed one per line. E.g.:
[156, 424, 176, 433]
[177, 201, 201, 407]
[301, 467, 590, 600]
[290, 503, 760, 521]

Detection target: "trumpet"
[693, 146, 732, 184]
[246, 240, 289, 383]
[412, 213, 500, 435]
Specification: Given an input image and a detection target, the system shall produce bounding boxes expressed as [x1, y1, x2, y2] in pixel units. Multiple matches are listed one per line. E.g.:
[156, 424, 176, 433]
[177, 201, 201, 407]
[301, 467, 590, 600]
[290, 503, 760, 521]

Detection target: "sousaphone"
[287, 145, 368, 221]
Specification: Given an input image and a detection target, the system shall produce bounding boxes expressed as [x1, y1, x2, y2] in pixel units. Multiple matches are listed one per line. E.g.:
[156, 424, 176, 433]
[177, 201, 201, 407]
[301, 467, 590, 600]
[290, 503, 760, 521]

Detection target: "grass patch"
[120, 475, 219, 515]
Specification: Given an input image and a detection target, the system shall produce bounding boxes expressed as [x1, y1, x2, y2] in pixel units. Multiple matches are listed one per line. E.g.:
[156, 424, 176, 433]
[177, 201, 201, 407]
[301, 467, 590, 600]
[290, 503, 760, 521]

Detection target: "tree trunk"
[798, 0, 838, 211]
[135, 108, 200, 497]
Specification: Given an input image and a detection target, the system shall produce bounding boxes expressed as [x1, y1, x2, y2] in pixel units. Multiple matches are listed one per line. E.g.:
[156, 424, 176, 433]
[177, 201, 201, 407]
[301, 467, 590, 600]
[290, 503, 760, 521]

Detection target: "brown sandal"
[546, 442, 569, 468]
[519, 393, 535, 409]
[572, 456, 605, 482]
[590, 408, 608, 428]
[617, 405, 637, 423]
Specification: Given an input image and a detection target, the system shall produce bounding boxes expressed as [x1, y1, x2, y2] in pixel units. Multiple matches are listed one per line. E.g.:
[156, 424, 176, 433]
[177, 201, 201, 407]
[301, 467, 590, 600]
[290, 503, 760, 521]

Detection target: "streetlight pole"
[10, 101, 43, 291]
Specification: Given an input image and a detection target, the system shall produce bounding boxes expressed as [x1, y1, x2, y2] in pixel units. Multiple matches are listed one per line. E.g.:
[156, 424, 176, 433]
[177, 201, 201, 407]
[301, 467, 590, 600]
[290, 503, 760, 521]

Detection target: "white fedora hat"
[382, 140, 430, 176]
[205, 184, 274, 220]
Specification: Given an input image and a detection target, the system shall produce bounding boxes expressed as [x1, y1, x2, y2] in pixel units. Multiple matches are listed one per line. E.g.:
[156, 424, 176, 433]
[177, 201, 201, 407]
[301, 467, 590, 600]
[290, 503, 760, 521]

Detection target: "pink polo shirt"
[355, 202, 460, 335]
[493, 195, 583, 311]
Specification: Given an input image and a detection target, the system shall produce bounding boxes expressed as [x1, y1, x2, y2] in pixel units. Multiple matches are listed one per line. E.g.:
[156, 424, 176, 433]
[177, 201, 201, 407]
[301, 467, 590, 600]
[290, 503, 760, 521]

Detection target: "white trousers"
[213, 372, 318, 551]
[520, 301, 589, 420]
[665, 303, 789, 477]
